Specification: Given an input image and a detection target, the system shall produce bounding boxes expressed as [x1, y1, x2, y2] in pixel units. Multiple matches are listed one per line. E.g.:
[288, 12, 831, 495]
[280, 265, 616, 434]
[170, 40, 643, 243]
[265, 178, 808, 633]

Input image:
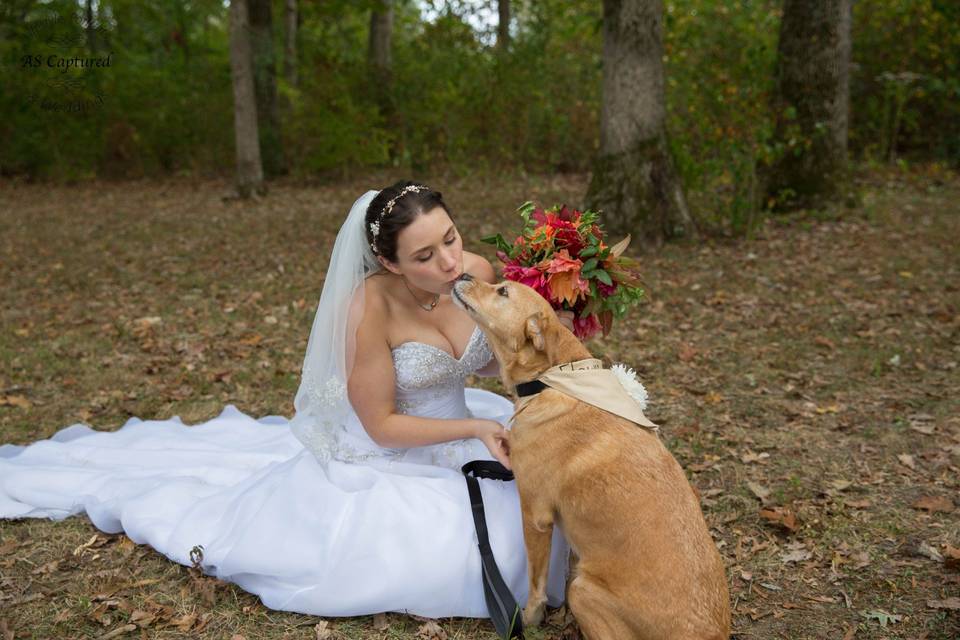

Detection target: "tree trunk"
[763, 0, 851, 210]
[85, 0, 96, 53]
[249, 0, 286, 176]
[368, 0, 395, 157]
[368, 0, 393, 81]
[229, 0, 264, 198]
[585, 0, 695, 249]
[284, 0, 298, 89]
[497, 0, 511, 51]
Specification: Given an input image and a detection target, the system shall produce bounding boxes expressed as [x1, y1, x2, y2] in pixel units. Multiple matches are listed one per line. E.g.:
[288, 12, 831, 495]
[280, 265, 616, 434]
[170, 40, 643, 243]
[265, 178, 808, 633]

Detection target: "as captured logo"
[20, 13, 112, 113]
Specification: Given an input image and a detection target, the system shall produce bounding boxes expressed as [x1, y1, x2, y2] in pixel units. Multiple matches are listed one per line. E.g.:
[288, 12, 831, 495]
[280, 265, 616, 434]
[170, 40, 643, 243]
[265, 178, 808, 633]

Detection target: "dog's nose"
[456, 272, 473, 282]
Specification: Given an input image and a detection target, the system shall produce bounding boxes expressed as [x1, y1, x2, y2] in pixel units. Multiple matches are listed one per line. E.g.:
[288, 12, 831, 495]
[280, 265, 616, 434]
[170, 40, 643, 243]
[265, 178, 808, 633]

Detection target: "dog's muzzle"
[451, 274, 475, 312]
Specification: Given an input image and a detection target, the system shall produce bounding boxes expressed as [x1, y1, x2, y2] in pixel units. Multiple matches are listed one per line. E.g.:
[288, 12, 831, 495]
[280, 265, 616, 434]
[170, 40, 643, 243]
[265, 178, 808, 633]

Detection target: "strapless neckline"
[392, 324, 482, 363]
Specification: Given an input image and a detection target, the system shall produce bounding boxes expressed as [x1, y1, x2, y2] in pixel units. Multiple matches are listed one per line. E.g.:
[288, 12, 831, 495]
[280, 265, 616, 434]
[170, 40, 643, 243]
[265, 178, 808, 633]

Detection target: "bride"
[0, 181, 570, 620]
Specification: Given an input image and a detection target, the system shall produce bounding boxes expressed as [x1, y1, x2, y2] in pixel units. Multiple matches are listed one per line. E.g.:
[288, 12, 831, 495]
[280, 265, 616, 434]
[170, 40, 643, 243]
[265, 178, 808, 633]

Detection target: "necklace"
[402, 276, 440, 311]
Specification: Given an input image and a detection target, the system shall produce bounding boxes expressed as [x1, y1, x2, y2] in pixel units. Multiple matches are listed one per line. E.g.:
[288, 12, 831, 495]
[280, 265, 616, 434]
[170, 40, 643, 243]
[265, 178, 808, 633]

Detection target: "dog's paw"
[522, 601, 545, 627]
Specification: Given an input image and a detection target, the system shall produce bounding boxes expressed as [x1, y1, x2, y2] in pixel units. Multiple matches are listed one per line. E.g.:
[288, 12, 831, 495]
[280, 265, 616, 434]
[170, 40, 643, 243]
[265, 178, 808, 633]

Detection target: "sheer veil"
[289, 190, 381, 462]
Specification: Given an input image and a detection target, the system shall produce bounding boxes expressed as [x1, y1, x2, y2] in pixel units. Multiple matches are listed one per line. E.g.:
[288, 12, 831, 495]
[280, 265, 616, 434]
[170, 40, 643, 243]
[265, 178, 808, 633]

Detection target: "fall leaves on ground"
[0, 167, 958, 639]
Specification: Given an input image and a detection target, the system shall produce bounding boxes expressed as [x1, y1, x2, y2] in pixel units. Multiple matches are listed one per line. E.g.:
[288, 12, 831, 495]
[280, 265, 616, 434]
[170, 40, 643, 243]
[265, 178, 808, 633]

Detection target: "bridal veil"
[289, 190, 380, 463]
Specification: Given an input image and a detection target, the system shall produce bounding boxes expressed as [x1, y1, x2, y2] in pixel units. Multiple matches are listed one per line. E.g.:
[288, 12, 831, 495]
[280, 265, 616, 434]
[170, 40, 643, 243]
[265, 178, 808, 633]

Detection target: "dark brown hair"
[365, 180, 452, 263]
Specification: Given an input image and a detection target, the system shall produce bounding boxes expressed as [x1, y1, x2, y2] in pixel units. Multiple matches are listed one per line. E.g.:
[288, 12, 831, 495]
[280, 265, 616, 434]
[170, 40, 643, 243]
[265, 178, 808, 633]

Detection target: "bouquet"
[482, 202, 645, 340]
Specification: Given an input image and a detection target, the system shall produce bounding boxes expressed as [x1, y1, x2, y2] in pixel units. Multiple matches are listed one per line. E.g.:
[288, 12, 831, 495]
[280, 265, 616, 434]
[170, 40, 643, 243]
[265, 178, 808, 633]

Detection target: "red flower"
[502, 263, 550, 299]
[553, 225, 584, 254]
[573, 313, 602, 340]
[597, 280, 618, 296]
[540, 213, 584, 254]
[556, 205, 580, 223]
[544, 212, 575, 230]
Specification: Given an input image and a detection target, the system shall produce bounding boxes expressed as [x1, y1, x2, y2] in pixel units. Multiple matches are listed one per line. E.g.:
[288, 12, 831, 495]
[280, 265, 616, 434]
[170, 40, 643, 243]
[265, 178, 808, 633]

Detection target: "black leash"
[462, 460, 525, 640]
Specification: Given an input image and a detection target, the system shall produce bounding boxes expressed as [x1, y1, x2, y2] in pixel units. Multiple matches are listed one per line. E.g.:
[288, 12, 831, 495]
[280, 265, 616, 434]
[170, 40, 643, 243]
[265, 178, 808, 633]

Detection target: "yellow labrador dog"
[452, 274, 730, 640]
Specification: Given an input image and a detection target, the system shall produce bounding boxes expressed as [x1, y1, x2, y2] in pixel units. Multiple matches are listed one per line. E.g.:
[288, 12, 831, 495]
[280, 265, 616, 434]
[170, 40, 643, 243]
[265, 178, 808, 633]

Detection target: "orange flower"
[544, 250, 589, 306]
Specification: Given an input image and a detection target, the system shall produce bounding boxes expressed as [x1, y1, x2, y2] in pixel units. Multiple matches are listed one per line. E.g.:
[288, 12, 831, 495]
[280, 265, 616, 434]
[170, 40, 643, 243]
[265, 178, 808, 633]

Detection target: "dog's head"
[452, 273, 591, 389]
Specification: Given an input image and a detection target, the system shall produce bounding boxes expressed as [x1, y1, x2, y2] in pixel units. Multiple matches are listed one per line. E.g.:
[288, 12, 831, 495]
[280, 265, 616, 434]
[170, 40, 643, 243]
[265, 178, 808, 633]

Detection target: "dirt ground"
[1, 167, 958, 639]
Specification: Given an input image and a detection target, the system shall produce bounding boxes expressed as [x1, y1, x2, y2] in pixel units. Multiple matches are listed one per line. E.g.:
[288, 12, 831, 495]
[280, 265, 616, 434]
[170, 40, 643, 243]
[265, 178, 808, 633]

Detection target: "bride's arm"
[346, 288, 491, 449]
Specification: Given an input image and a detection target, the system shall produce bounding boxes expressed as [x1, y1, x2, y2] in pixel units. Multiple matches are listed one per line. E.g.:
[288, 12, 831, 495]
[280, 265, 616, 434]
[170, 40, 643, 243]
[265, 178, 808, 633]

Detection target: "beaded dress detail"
[301, 325, 496, 469]
[393, 324, 489, 414]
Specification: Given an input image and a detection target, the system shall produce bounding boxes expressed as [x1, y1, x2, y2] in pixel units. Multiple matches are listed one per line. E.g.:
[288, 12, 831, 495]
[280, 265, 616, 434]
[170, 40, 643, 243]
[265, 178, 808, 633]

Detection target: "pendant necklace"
[402, 276, 440, 312]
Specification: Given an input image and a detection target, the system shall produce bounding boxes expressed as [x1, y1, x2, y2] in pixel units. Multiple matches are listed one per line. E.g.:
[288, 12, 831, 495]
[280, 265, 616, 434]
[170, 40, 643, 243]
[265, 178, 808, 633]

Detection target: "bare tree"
[763, 0, 852, 210]
[229, 0, 264, 198]
[497, 0, 511, 51]
[585, 0, 696, 249]
[249, 0, 285, 176]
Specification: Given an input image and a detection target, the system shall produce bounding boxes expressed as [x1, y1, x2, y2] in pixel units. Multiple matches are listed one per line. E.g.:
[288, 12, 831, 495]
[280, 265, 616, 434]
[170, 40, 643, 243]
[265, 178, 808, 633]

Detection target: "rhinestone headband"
[369, 184, 429, 254]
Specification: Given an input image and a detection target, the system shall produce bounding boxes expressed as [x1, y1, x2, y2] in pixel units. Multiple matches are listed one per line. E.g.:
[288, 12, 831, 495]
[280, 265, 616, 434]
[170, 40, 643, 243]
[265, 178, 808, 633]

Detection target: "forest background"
[2, 0, 958, 230]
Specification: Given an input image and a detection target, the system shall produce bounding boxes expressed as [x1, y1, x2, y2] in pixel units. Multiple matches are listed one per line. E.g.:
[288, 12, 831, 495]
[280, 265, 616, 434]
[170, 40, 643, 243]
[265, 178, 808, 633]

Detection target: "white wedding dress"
[0, 325, 569, 618]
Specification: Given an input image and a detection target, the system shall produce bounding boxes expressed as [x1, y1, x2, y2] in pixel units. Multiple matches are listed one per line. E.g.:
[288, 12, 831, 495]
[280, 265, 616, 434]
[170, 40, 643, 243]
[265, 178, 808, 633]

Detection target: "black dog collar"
[514, 379, 548, 397]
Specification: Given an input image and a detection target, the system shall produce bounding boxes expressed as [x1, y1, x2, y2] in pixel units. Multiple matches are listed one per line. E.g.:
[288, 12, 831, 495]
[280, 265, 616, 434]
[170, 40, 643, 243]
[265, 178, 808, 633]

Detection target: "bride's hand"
[472, 420, 512, 470]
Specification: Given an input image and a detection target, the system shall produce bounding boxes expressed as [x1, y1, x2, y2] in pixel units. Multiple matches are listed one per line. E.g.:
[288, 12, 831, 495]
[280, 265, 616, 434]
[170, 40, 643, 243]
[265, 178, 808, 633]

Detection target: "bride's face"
[383, 207, 464, 295]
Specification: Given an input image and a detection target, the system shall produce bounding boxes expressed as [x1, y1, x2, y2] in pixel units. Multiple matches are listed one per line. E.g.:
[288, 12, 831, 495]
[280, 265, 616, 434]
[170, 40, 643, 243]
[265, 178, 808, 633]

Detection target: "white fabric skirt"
[0, 388, 569, 618]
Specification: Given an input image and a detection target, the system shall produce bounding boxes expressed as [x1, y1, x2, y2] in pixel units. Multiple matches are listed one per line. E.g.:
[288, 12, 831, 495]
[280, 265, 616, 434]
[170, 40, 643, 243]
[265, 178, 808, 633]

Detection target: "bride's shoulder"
[463, 251, 496, 284]
[344, 273, 392, 339]
[354, 272, 391, 317]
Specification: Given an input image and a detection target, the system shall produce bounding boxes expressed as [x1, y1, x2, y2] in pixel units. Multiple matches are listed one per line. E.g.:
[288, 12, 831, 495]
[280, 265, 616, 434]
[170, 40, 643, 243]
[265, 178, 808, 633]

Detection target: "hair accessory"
[369, 184, 429, 254]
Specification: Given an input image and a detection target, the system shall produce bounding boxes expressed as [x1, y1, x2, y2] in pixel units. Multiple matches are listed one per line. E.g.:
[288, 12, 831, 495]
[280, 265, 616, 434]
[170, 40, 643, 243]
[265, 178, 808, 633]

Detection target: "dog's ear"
[524, 312, 546, 352]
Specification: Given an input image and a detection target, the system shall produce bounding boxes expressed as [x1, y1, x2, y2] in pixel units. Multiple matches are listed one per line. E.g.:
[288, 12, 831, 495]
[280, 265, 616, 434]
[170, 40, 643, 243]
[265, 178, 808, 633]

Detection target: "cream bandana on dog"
[512, 358, 659, 433]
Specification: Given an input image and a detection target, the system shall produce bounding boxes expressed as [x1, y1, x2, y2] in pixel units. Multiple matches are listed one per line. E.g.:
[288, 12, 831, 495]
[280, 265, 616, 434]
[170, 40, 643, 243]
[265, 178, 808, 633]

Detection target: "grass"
[1, 166, 959, 638]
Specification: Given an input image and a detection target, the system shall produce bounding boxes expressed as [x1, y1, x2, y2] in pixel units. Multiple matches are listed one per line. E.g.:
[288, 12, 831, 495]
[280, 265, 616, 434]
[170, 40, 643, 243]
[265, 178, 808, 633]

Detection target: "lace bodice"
[295, 325, 497, 468]
[392, 325, 488, 384]
[391, 324, 492, 417]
